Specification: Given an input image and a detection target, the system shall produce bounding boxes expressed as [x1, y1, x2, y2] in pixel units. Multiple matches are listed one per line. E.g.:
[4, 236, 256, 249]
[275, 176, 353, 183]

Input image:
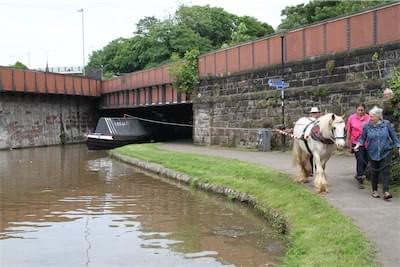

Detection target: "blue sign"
[268, 79, 289, 90]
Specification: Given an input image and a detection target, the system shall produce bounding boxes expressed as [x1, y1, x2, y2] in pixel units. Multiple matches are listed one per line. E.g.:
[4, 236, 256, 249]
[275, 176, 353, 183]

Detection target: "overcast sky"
[0, 0, 307, 69]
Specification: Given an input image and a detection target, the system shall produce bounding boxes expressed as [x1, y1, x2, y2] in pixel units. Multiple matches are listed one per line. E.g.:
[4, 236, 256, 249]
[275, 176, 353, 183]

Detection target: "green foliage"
[113, 144, 377, 267]
[312, 86, 329, 98]
[389, 68, 400, 119]
[390, 147, 400, 186]
[10, 61, 28, 70]
[169, 49, 200, 94]
[88, 5, 274, 76]
[279, 0, 388, 30]
[222, 22, 253, 47]
[372, 50, 384, 78]
[326, 59, 335, 75]
[175, 5, 235, 47]
[235, 16, 274, 38]
[388, 69, 400, 190]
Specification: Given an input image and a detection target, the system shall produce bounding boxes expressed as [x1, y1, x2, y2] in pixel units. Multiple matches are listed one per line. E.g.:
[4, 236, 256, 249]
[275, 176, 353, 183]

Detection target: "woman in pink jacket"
[346, 103, 370, 188]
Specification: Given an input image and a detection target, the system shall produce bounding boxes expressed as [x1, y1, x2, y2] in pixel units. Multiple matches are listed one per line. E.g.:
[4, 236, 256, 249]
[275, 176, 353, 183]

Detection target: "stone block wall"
[0, 93, 98, 149]
[193, 43, 400, 148]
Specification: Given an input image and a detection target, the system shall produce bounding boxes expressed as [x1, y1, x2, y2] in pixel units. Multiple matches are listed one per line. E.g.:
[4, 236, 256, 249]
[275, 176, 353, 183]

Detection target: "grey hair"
[369, 106, 383, 118]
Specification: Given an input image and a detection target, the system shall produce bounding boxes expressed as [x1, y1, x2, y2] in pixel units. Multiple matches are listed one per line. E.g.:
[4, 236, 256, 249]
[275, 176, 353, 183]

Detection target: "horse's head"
[319, 113, 346, 150]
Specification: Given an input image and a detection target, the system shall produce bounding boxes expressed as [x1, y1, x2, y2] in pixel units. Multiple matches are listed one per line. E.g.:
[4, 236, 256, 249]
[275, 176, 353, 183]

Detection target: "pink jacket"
[346, 113, 370, 145]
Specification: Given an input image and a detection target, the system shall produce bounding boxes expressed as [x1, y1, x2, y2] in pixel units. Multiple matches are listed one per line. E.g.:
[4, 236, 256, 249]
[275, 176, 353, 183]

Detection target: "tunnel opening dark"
[97, 103, 193, 143]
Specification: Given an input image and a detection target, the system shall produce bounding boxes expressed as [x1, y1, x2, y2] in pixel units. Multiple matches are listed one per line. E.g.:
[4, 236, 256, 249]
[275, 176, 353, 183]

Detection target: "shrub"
[169, 49, 200, 94]
[389, 68, 400, 119]
[390, 147, 400, 186]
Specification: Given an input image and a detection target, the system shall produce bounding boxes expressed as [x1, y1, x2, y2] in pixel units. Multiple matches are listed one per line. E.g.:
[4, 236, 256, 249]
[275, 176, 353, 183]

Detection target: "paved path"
[160, 143, 400, 267]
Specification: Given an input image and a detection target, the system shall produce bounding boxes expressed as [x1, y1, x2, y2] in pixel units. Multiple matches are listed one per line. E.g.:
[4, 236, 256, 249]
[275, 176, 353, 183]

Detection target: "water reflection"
[0, 145, 284, 266]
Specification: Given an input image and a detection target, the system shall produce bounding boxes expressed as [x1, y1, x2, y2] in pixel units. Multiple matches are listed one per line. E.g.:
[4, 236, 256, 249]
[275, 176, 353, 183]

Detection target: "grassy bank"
[113, 144, 376, 267]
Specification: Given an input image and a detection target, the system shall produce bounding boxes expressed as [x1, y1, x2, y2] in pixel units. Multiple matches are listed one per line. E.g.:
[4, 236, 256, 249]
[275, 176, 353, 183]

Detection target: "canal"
[0, 145, 285, 266]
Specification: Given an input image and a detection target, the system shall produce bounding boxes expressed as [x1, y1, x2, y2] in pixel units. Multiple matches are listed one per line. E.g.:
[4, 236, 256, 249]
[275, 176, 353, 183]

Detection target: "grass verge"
[113, 143, 377, 267]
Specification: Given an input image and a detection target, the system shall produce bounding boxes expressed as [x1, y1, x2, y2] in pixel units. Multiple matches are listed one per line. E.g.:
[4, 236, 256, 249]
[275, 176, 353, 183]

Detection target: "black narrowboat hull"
[86, 135, 147, 150]
[87, 117, 153, 150]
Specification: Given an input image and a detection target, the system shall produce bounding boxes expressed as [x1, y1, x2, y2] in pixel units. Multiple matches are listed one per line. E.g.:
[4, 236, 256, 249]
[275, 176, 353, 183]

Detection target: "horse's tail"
[293, 139, 312, 179]
[292, 139, 301, 167]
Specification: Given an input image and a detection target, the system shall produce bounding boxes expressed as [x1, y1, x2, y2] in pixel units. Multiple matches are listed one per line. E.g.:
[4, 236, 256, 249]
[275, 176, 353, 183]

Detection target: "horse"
[292, 113, 346, 193]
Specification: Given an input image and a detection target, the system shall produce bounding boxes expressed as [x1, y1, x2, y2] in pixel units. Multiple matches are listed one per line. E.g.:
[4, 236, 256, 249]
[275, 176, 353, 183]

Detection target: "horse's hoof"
[316, 186, 328, 193]
[295, 177, 306, 183]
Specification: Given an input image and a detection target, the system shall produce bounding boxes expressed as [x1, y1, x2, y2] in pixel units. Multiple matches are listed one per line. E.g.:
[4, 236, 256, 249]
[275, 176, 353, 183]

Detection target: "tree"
[135, 16, 159, 36]
[279, 0, 388, 30]
[87, 5, 274, 76]
[222, 22, 252, 47]
[235, 16, 274, 38]
[175, 5, 235, 47]
[11, 61, 28, 70]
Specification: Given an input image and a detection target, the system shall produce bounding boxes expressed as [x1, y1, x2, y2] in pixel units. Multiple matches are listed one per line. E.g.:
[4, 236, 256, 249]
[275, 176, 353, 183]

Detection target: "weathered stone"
[0, 94, 96, 149]
[194, 45, 400, 148]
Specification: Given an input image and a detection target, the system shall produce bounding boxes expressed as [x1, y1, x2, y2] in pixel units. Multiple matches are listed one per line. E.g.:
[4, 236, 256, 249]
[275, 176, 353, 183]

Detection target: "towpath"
[160, 143, 400, 267]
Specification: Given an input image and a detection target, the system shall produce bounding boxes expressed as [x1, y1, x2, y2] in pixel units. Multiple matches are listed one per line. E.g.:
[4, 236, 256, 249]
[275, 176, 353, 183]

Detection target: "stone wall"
[0, 93, 98, 149]
[193, 43, 400, 148]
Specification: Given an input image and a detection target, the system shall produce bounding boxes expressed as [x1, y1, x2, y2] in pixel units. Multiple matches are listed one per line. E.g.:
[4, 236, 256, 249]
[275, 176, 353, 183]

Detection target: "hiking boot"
[372, 191, 380, 198]
[355, 175, 365, 189]
[383, 192, 393, 201]
[357, 175, 366, 181]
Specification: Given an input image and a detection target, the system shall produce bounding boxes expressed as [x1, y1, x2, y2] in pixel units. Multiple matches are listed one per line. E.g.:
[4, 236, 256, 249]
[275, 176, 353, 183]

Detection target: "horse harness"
[300, 119, 317, 156]
[310, 125, 335, 145]
[300, 118, 345, 155]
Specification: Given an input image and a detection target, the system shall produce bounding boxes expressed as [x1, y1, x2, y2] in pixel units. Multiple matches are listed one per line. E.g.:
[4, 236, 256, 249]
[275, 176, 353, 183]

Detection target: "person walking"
[346, 103, 370, 188]
[354, 106, 400, 200]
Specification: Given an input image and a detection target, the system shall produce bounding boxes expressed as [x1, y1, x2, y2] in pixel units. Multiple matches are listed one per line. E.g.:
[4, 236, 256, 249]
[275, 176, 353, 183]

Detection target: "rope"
[122, 114, 304, 138]
[123, 114, 193, 127]
[120, 114, 399, 173]
[273, 129, 300, 140]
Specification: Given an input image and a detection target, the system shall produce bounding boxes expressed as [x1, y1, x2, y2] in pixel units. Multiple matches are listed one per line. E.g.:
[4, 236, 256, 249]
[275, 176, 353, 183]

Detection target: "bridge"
[0, 67, 100, 96]
[0, 2, 399, 149]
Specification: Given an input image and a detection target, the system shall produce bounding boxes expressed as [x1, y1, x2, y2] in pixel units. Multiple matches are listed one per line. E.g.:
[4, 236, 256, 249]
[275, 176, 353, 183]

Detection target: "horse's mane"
[317, 113, 344, 139]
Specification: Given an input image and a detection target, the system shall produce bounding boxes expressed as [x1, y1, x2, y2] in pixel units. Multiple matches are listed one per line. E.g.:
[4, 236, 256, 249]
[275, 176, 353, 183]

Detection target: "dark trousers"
[352, 144, 368, 177]
[370, 154, 391, 192]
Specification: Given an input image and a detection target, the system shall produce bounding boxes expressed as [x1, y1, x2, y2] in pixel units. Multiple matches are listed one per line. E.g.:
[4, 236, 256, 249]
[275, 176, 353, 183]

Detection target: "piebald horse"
[292, 113, 346, 193]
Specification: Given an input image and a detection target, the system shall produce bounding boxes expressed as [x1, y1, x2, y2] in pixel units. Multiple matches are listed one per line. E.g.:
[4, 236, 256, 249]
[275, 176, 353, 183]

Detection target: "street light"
[279, 29, 287, 152]
[77, 8, 85, 76]
[45, 50, 50, 72]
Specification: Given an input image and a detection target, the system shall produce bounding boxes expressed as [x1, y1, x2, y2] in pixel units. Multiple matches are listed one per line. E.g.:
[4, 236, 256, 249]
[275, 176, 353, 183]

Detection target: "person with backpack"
[354, 106, 400, 200]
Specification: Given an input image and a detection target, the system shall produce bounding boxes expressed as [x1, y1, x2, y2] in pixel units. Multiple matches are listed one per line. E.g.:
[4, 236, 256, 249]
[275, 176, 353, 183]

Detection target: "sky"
[0, 0, 307, 69]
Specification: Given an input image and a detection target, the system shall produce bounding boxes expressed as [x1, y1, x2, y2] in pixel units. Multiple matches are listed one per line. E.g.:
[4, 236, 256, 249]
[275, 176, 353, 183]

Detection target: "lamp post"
[45, 50, 50, 72]
[77, 8, 85, 76]
[279, 31, 286, 152]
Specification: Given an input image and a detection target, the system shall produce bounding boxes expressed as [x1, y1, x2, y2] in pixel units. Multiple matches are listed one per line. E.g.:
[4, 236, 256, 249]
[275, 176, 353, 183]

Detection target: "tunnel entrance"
[98, 103, 193, 143]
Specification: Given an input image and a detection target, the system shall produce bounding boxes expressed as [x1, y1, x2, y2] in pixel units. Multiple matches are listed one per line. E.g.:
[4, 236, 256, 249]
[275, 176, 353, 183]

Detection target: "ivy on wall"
[169, 49, 200, 94]
[389, 68, 400, 119]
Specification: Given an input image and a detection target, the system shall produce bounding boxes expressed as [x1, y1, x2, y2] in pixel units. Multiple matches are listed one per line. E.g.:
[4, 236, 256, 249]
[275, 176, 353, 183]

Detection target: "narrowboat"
[86, 117, 152, 150]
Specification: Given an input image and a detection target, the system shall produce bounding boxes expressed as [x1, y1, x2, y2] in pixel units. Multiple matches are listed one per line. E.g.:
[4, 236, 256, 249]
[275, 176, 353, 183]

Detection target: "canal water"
[0, 145, 285, 266]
